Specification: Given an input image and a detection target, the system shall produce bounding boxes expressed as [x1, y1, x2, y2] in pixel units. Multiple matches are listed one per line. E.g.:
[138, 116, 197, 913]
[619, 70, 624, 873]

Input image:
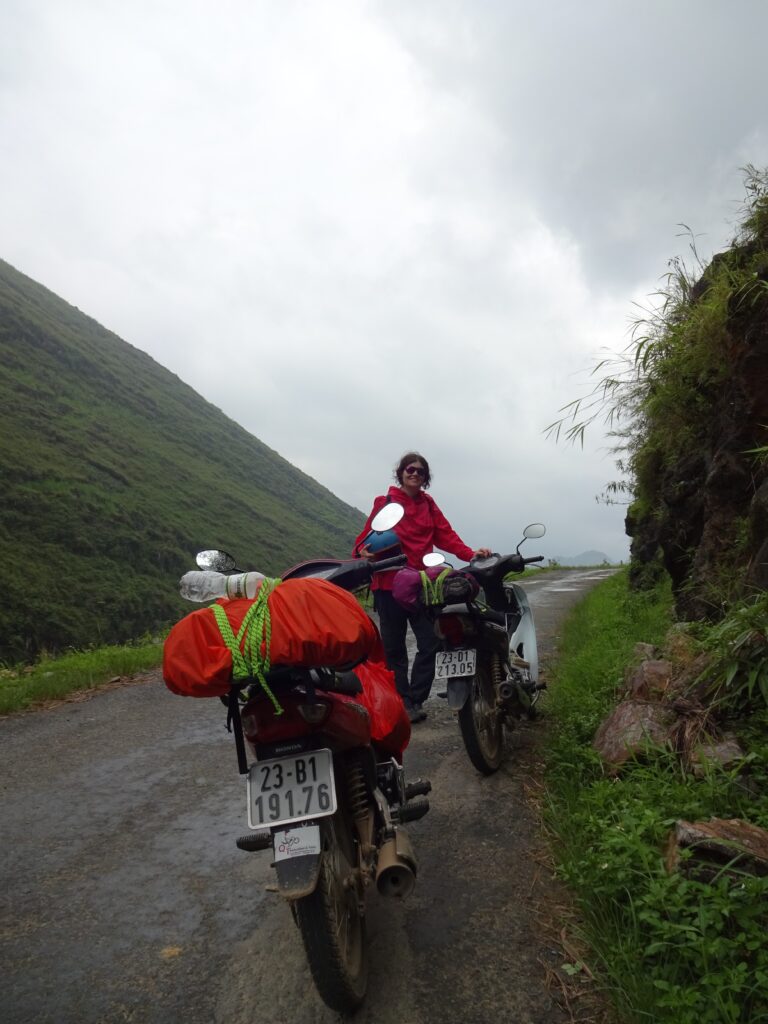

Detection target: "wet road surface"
[0, 569, 614, 1024]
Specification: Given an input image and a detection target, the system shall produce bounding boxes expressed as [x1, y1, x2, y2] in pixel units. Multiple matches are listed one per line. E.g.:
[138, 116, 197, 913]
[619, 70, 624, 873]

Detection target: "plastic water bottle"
[179, 570, 265, 603]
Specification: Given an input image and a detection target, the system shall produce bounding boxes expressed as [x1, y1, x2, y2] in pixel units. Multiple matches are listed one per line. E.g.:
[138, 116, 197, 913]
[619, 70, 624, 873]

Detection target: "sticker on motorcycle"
[435, 648, 477, 679]
[273, 824, 322, 861]
[247, 749, 337, 829]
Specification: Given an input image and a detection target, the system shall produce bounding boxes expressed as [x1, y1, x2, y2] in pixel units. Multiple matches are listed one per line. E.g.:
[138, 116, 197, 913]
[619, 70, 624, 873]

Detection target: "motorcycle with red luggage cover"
[163, 504, 430, 1014]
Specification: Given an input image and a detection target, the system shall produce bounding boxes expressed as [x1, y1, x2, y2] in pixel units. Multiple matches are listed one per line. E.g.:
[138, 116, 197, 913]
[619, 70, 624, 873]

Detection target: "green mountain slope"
[0, 258, 364, 663]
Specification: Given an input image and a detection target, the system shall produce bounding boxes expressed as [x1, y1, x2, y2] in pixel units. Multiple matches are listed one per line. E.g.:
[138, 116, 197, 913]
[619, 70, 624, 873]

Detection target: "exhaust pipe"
[497, 681, 515, 702]
[376, 828, 417, 898]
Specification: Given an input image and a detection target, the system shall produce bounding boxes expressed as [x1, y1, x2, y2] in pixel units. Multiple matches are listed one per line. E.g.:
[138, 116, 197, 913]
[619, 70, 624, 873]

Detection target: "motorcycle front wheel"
[294, 809, 367, 1013]
[458, 662, 504, 775]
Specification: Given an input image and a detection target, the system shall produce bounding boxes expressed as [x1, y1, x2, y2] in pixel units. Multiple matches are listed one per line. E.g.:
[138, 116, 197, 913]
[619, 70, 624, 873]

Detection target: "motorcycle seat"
[331, 670, 364, 695]
[256, 664, 364, 694]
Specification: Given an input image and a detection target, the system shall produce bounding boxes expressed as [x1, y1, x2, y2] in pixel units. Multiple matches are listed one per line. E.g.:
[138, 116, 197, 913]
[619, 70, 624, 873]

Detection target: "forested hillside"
[0, 259, 364, 663]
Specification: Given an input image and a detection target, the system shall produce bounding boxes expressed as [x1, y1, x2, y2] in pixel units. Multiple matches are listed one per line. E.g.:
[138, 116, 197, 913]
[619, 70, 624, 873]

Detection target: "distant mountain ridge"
[0, 258, 364, 662]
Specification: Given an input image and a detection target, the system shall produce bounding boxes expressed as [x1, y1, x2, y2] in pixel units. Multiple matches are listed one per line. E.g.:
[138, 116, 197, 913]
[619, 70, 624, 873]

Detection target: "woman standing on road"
[354, 452, 491, 723]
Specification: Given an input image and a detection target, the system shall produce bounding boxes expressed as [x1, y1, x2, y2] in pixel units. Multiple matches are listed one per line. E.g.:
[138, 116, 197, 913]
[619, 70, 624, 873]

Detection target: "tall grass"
[545, 571, 768, 1023]
[0, 640, 164, 714]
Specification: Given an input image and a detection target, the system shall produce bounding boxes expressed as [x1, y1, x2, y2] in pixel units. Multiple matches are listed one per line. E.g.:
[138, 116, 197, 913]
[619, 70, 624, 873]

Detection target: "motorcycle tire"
[458, 662, 504, 775]
[294, 809, 367, 1013]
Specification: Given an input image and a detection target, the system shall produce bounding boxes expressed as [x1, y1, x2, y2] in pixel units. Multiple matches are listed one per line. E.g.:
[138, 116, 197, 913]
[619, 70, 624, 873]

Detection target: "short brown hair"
[395, 452, 431, 489]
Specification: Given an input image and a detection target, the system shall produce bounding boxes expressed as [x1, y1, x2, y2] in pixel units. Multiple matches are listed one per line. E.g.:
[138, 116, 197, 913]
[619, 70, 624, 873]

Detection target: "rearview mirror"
[522, 523, 546, 540]
[196, 549, 237, 572]
[423, 552, 447, 567]
[370, 503, 405, 532]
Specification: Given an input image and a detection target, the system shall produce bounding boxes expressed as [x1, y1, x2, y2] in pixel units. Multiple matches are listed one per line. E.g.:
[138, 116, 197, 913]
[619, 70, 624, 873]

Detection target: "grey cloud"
[2, 0, 760, 565]
[376, 0, 768, 287]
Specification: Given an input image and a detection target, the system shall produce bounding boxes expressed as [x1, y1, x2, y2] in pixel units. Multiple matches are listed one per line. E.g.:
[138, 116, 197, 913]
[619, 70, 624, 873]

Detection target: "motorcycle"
[427, 523, 547, 775]
[175, 503, 431, 1014]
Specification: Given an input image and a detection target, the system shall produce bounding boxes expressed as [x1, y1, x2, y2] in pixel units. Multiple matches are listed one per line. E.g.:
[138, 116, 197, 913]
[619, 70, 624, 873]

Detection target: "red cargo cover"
[163, 578, 383, 698]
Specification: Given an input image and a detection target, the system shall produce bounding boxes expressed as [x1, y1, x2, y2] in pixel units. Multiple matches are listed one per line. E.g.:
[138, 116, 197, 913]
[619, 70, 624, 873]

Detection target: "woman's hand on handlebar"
[473, 547, 493, 558]
[356, 544, 373, 559]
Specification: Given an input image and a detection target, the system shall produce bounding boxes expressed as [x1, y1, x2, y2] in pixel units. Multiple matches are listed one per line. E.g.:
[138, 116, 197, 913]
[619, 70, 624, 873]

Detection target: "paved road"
[0, 569, 614, 1024]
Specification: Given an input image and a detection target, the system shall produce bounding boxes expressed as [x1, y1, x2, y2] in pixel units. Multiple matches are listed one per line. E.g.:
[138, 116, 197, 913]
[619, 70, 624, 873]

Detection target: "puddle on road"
[524, 570, 617, 608]
[526, 571, 616, 595]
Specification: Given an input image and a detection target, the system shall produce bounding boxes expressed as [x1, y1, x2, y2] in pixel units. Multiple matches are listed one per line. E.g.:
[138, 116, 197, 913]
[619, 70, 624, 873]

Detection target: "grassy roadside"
[543, 570, 768, 1024]
[0, 639, 164, 715]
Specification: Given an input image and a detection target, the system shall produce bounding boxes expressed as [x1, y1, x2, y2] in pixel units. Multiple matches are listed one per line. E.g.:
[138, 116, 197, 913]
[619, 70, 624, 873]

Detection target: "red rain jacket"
[353, 485, 475, 591]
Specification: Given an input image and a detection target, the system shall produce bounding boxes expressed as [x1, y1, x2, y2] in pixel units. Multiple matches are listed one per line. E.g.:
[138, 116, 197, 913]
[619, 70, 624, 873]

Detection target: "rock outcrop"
[626, 231, 768, 621]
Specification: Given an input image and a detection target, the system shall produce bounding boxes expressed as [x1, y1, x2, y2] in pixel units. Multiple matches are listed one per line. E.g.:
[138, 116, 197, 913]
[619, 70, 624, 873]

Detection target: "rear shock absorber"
[491, 653, 504, 704]
[346, 760, 376, 870]
[346, 762, 369, 821]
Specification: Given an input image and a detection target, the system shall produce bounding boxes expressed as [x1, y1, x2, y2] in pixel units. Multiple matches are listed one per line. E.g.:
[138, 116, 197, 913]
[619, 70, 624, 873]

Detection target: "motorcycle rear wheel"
[458, 662, 504, 774]
[294, 810, 368, 1013]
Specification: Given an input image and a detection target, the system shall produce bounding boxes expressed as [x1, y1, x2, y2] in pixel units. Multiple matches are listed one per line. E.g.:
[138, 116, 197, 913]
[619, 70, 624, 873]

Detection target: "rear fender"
[275, 854, 322, 898]
[447, 677, 471, 709]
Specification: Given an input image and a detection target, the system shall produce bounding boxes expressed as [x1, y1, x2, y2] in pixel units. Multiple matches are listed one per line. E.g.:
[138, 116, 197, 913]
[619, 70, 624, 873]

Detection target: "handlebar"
[369, 553, 408, 573]
[468, 550, 545, 580]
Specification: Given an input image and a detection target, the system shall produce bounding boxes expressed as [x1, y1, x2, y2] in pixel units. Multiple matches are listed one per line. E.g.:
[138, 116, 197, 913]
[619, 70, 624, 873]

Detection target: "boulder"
[665, 817, 768, 879]
[691, 732, 746, 777]
[623, 659, 673, 700]
[633, 642, 658, 661]
[667, 651, 712, 701]
[593, 700, 677, 771]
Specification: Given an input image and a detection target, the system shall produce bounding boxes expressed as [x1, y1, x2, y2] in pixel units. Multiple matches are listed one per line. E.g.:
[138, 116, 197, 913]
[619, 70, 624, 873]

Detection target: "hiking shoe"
[409, 705, 427, 723]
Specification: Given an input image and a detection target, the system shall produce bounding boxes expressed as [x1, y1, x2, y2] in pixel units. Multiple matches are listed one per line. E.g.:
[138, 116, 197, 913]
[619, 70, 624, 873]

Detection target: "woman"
[354, 452, 491, 723]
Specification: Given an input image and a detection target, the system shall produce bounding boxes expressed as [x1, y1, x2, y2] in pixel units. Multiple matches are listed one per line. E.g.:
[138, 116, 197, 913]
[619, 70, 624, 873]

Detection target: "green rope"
[210, 603, 249, 678]
[420, 568, 450, 605]
[209, 578, 284, 715]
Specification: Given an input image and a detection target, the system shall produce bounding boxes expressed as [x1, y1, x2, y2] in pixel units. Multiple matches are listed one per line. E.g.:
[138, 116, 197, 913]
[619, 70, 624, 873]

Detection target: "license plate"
[247, 749, 336, 829]
[435, 648, 477, 679]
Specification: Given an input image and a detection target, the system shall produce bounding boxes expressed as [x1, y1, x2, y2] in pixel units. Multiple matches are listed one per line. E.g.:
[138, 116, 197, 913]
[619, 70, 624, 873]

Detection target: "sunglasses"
[404, 465, 426, 477]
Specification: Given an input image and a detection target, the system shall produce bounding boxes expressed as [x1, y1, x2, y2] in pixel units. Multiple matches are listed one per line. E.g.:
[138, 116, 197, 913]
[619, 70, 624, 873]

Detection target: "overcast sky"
[3, 0, 767, 562]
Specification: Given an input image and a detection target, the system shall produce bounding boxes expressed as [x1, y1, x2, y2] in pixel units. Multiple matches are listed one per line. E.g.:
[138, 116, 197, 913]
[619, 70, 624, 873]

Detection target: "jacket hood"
[387, 484, 428, 505]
